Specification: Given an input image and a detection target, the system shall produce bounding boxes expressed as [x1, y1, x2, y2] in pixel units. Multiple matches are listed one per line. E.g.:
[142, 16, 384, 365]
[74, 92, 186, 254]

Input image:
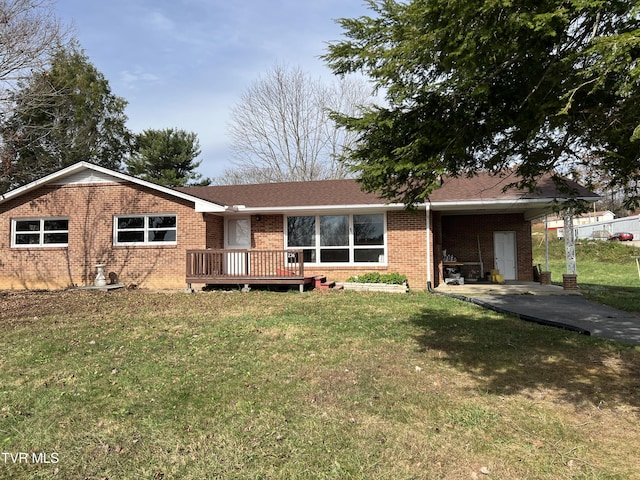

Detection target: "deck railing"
[186, 249, 305, 283]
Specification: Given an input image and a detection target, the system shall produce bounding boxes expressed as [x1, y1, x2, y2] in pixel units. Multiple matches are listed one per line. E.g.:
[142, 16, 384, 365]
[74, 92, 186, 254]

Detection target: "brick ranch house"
[0, 162, 597, 291]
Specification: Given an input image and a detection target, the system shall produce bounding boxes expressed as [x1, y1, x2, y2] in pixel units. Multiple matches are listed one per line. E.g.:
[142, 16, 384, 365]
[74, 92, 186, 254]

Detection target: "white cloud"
[119, 68, 161, 90]
[144, 10, 175, 33]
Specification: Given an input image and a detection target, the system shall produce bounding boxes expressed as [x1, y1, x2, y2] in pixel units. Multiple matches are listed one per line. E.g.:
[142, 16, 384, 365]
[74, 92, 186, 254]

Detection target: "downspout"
[425, 202, 432, 289]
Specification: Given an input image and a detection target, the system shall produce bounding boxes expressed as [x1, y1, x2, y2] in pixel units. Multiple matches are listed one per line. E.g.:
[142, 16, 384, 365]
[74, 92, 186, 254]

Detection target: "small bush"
[345, 272, 408, 284]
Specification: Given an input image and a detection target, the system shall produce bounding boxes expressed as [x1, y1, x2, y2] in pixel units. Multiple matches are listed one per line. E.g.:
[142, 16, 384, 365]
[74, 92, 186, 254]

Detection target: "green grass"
[1, 289, 639, 479]
[533, 232, 640, 313]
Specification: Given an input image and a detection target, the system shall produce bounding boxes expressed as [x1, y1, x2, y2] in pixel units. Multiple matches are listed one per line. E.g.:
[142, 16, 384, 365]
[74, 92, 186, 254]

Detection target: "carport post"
[563, 208, 578, 290]
[544, 214, 549, 272]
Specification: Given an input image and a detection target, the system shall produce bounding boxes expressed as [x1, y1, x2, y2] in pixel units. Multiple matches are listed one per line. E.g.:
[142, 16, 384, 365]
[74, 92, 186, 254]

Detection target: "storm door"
[224, 217, 251, 274]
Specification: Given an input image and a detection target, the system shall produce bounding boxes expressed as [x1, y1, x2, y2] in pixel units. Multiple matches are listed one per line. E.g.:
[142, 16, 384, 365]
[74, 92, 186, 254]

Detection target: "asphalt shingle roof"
[179, 172, 597, 209]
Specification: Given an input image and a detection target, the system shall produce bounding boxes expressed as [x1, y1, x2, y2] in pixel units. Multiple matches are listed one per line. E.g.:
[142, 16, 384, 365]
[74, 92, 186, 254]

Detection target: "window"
[320, 215, 349, 262]
[114, 215, 177, 245]
[12, 218, 69, 247]
[353, 214, 385, 262]
[287, 216, 316, 262]
[286, 213, 386, 264]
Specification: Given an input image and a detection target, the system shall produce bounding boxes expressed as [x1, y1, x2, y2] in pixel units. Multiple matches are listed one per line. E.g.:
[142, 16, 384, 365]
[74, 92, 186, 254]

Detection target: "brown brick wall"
[387, 210, 428, 289]
[438, 213, 533, 284]
[205, 214, 224, 249]
[251, 215, 284, 249]
[216, 211, 532, 291]
[0, 182, 209, 289]
[253, 211, 430, 290]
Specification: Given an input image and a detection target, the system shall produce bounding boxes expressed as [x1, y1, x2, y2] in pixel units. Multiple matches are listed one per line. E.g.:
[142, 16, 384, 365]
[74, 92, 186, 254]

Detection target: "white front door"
[224, 217, 251, 274]
[494, 231, 517, 280]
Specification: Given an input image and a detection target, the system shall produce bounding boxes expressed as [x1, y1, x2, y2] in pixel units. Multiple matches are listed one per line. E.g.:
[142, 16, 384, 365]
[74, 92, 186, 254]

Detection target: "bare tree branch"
[219, 64, 373, 184]
[0, 0, 72, 188]
[0, 0, 71, 102]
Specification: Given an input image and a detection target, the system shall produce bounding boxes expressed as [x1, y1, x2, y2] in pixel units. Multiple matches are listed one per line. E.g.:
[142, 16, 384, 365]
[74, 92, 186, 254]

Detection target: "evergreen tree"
[323, 0, 640, 208]
[126, 128, 210, 187]
[1, 42, 131, 192]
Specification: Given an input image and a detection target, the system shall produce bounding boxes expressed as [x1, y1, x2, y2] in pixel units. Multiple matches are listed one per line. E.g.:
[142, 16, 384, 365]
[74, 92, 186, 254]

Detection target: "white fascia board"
[430, 197, 597, 210]
[224, 196, 600, 216]
[0, 161, 226, 213]
[76, 163, 226, 213]
[226, 203, 406, 215]
[193, 200, 226, 213]
[0, 162, 86, 204]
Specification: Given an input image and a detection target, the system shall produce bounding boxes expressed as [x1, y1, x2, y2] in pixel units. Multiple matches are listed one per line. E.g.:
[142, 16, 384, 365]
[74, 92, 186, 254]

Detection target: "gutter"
[426, 282, 590, 336]
[425, 202, 432, 286]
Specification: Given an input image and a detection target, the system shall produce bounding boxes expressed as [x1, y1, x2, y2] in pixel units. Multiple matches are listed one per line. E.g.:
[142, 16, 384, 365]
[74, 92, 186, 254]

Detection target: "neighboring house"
[558, 214, 640, 241]
[0, 162, 598, 291]
[541, 210, 615, 231]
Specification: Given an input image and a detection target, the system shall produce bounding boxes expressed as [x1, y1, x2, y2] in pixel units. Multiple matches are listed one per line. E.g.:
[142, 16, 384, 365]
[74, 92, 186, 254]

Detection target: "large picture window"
[286, 213, 385, 264]
[114, 214, 177, 245]
[11, 217, 69, 247]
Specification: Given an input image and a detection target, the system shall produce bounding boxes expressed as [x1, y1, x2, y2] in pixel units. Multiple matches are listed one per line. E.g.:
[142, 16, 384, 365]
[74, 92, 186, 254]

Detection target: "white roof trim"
[0, 162, 226, 213]
[225, 196, 595, 215]
[226, 203, 407, 214]
[429, 197, 597, 209]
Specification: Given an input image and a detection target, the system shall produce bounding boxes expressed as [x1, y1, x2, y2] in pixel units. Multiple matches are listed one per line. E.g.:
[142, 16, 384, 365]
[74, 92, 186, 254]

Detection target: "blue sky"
[54, 1, 370, 180]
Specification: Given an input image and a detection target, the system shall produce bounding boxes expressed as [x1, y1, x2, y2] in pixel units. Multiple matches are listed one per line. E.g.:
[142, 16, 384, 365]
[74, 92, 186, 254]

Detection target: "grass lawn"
[1, 289, 639, 479]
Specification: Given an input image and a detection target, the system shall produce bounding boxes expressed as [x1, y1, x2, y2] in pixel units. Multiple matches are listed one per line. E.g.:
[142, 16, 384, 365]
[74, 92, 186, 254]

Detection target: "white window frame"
[11, 217, 69, 248]
[285, 212, 387, 266]
[113, 214, 178, 246]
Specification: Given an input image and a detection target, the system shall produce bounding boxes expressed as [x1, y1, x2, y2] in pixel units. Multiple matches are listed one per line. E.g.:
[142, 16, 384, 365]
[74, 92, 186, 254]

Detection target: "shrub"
[345, 272, 408, 285]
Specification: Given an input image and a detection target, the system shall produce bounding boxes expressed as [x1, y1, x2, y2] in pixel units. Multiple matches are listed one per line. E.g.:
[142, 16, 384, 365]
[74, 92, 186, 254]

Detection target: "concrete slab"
[434, 282, 640, 345]
[477, 295, 640, 345]
[73, 283, 125, 292]
[435, 281, 580, 296]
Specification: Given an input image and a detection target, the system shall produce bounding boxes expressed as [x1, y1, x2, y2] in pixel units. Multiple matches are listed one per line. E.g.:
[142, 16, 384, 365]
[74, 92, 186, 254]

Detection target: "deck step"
[313, 275, 342, 290]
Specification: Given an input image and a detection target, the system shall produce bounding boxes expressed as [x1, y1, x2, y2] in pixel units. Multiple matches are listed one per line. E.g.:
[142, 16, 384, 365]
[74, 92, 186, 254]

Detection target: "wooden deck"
[186, 249, 314, 292]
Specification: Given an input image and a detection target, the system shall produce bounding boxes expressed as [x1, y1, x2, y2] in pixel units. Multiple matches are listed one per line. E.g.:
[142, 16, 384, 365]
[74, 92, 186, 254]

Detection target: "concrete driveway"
[434, 282, 640, 345]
